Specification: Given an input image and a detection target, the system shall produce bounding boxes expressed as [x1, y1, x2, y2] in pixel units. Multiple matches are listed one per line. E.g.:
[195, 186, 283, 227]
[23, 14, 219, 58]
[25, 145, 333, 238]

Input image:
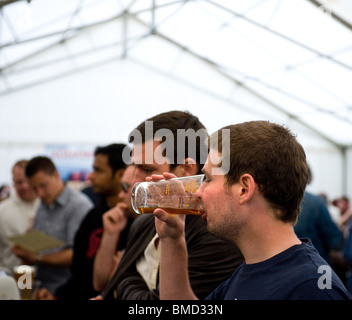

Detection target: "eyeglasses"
[121, 182, 131, 193]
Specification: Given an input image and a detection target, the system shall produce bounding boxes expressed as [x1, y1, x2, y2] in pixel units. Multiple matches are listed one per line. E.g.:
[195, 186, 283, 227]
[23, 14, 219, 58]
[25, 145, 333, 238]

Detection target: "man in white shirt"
[0, 160, 39, 274]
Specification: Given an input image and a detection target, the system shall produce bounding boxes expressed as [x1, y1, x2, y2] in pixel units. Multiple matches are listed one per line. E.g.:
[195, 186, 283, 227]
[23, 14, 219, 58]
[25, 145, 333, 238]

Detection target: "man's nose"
[87, 172, 94, 181]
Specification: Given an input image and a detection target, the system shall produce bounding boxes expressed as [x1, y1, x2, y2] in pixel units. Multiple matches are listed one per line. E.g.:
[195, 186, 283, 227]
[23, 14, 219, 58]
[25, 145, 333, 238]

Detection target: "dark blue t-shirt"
[206, 240, 351, 300]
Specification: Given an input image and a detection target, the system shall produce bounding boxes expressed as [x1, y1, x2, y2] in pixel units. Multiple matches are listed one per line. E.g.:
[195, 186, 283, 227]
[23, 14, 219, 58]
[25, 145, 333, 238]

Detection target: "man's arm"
[114, 271, 159, 300]
[12, 245, 73, 267]
[154, 208, 198, 300]
[39, 248, 73, 267]
[93, 203, 128, 292]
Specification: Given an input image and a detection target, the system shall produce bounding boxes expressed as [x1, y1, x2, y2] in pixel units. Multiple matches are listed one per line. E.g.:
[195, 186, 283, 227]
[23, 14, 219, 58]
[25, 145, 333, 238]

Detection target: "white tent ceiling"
[1, 0, 352, 146]
[0, 0, 352, 198]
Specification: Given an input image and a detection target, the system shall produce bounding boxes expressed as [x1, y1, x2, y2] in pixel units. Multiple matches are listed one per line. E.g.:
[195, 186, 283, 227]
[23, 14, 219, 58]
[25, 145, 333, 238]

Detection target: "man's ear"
[53, 170, 61, 180]
[173, 158, 198, 177]
[238, 173, 256, 204]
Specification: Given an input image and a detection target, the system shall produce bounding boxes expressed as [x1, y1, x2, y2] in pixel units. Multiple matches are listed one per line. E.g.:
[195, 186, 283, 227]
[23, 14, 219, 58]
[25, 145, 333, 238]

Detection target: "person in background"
[343, 218, 352, 295]
[319, 193, 341, 225]
[11, 156, 93, 294]
[153, 121, 350, 300]
[0, 160, 39, 274]
[295, 190, 348, 285]
[294, 166, 344, 265]
[334, 196, 352, 238]
[32, 144, 134, 300]
[93, 164, 136, 292]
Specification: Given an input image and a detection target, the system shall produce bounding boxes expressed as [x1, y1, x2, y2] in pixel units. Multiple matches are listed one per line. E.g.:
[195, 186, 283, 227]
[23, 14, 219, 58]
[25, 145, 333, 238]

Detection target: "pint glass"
[131, 174, 204, 215]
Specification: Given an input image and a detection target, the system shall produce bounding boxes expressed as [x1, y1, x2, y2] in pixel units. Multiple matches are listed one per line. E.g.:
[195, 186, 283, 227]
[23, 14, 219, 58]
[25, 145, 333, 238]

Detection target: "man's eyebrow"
[135, 164, 155, 170]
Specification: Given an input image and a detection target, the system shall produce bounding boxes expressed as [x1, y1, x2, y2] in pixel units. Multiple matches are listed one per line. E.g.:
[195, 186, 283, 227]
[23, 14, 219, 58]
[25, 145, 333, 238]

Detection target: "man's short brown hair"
[25, 156, 57, 178]
[210, 121, 310, 224]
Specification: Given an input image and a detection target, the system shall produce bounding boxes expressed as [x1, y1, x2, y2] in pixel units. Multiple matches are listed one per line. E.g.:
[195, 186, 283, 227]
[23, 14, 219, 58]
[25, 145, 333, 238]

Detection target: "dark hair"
[94, 143, 130, 175]
[130, 110, 208, 173]
[210, 121, 310, 224]
[25, 156, 57, 178]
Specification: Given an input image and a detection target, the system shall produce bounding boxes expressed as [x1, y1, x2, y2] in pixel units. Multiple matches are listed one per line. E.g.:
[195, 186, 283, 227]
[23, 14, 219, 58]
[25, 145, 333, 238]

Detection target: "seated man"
[32, 144, 133, 300]
[12, 156, 93, 294]
[95, 110, 244, 300]
[154, 121, 351, 300]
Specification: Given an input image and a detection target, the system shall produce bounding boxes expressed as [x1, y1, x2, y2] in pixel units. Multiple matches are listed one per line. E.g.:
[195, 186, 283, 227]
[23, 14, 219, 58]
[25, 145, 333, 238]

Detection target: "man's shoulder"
[0, 196, 20, 221]
[66, 186, 93, 206]
[274, 241, 350, 299]
[208, 242, 350, 300]
[0, 197, 12, 212]
[288, 277, 351, 300]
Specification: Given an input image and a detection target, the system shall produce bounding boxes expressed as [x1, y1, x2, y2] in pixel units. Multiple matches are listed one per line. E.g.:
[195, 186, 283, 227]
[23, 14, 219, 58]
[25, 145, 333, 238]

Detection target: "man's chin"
[206, 224, 227, 242]
[21, 195, 37, 202]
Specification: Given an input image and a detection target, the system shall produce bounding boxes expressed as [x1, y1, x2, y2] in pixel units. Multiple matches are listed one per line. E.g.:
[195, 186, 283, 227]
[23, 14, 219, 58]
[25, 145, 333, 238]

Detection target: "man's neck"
[239, 220, 301, 265]
[106, 194, 121, 208]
